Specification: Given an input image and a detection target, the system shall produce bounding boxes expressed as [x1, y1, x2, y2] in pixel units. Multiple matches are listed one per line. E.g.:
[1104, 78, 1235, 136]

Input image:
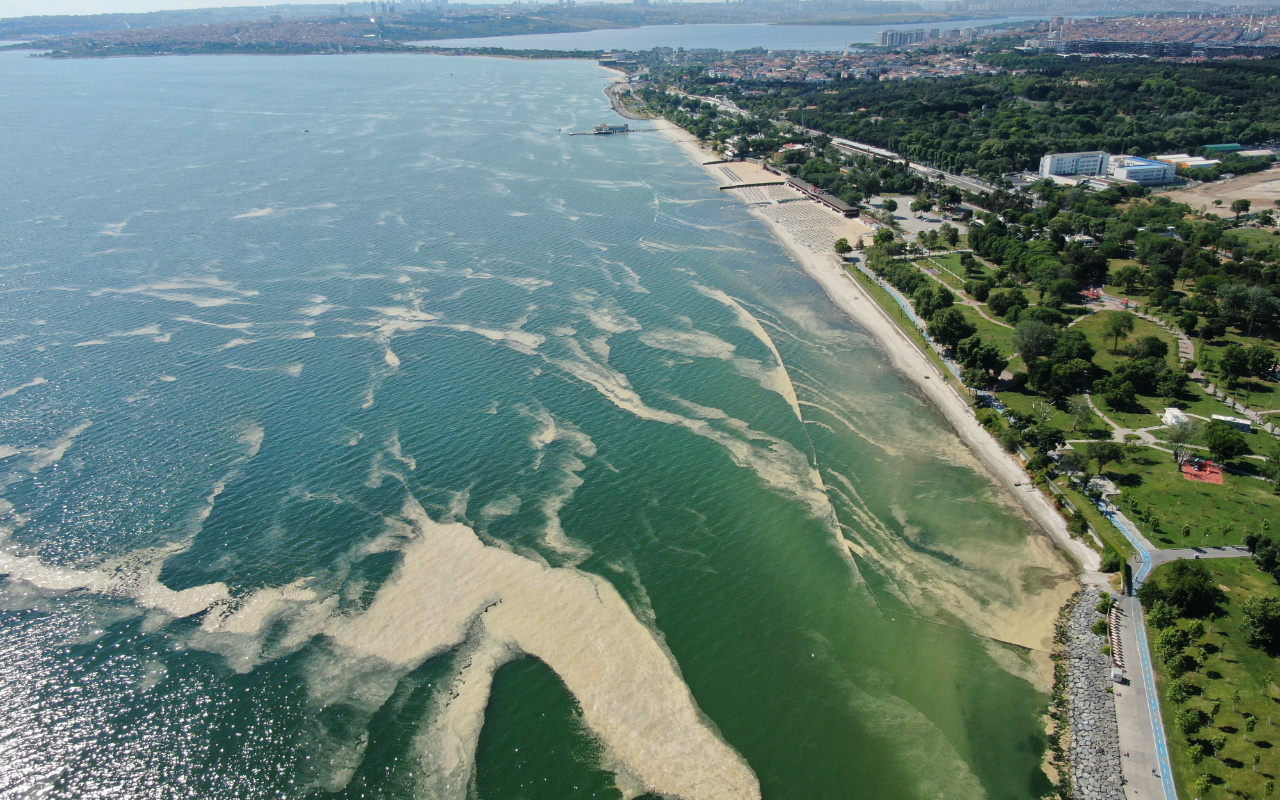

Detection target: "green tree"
[873, 228, 896, 247]
[1103, 311, 1137, 352]
[1219, 343, 1251, 387]
[1246, 343, 1277, 378]
[1096, 375, 1137, 410]
[1201, 420, 1248, 462]
[940, 222, 960, 248]
[1147, 600, 1179, 629]
[1232, 198, 1252, 220]
[1177, 706, 1208, 736]
[1169, 677, 1198, 704]
[1167, 420, 1199, 466]
[1195, 772, 1212, 798]
[926, 307, 975, 351]
[834, 237, 852, 255]
[1013, 320, 1059, 361]
[1241, 596, 1280, 654]
[1114, 265, 1145, 294]
[1085, 441, 1125, 475]
[909, 197, 933, 214]
[881, 198, 898, 213]
[1068, 396, 1095, 431]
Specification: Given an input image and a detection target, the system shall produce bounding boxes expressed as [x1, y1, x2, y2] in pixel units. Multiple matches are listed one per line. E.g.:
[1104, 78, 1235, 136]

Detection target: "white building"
[1161, 407, 1190, 426]
[1039, 151, 1110, 178]
[1108, 156, 1176, 186]
[1212, 414, 1253, 433]
[1155, 154, 1221, 170]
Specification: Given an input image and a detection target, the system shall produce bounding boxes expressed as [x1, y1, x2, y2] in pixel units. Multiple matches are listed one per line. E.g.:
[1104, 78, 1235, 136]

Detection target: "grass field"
[1150, 559, 1280, 800]
[1106, 448, 1280, 548]
[1074, 310, 1181, 373]
[953, 303, 1019, 357]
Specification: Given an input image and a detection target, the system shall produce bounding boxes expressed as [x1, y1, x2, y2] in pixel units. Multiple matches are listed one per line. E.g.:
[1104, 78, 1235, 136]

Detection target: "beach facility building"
[1039, 151, 1109, 179]
[1107, 156, 1176, 186]
[1212, 414, 1254, 433]
[1155, 154, 1221, 170]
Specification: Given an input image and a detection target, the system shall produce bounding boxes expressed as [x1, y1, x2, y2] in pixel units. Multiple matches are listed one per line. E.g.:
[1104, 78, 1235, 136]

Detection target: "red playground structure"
[1181, 457, 1224, 485]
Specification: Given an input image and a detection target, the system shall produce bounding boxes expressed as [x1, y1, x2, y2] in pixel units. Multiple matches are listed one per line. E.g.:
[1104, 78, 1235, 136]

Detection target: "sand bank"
[651, 117, 1099, 580]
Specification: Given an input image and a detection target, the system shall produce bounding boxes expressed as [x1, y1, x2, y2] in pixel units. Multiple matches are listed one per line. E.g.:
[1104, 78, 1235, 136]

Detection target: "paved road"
[1148, 544, 1251, 568]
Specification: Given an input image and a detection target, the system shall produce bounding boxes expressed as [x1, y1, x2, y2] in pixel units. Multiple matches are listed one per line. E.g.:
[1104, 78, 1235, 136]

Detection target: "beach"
[650, 115, 1100, 579]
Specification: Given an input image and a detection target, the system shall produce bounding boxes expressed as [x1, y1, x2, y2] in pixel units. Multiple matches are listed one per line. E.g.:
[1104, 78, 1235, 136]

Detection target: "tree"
[1260, 442, 1280, 493]
[1232, 198, 1252, 220]
[939, 222, 960, 248]
[1095, 376, 1137, 410]
[1241, 596, 1280, 654]
[1167, 419, 1199, 466]
[1141, 561, 1224, 618]
[1247, 343, 1277, 379]
[926, 307, 975, 351]
[1085, 441, 1125, 475]
[1177, 707, 1208, 736]
[1114, 265, 1145, 294]
[1219, 343, 1251, 387]
[1195, 773, 1212, 798]
[1210, 731, 1228, 758]
[881, 198, 898, 213]
[1201, 420, 1248, 462]
[1103, 311, 1137, 352]
[873, 228, 896, 248]
[1013, 320, 1059, 361]
[1169, 677, 1198, 704]
[834, 237, 852, 254]
[909, 197, 933, 214]
[1032, 424, 1065, 453]
[1068, 397, 1095, 431]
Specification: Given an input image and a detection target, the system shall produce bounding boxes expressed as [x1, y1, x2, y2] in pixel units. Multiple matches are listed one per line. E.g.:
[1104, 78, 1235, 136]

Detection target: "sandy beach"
[651, 117, 1099, 578]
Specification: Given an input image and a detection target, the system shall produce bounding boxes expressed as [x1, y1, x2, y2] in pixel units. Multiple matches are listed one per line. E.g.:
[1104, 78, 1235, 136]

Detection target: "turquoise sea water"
[0, 52, 1069, 800]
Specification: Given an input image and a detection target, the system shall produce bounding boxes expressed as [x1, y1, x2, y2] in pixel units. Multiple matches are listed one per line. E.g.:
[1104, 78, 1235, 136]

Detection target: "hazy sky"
[0, 0, 646, 16]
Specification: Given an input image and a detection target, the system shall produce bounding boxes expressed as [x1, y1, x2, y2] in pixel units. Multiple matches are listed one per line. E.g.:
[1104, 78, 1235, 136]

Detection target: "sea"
[0, 51, 1070, 800]
[414, 17, 1044, 52]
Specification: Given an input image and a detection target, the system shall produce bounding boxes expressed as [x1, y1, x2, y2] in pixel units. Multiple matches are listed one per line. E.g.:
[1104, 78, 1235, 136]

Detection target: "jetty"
[568, 123, 657, 136]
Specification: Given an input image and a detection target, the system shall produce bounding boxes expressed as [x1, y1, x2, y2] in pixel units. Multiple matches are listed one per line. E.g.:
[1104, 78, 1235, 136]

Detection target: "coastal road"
[1101, 499, 1253, 800]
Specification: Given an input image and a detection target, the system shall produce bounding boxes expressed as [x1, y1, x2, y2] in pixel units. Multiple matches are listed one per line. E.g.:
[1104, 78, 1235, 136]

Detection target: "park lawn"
[1228, 226, 1280, 247]
[1092, 380, 1249, 434]
[1106, 448, 1280, 548]
[1149, 558, 1280, 800]
[1195, 333, 1280, 413]
[925, 263, 965, 291]
[1097, 395, 1165, 432]
[1175, 381, 1267, 424]
[1074, 311, 1182, 373]
[953, 304, 1019, 357]
[997, 388, 1068, 428]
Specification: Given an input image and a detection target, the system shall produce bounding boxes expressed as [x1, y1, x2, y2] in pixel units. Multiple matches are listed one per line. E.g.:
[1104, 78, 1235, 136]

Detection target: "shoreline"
[645, 113, 1100, 577]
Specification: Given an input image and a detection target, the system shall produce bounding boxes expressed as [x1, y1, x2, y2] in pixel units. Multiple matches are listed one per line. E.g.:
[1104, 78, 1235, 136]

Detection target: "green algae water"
[0, 52, 1071, 800]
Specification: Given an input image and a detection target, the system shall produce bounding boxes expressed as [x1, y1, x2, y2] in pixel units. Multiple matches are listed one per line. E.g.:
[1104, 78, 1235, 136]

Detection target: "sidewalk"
[1111, 592, 1172, 800]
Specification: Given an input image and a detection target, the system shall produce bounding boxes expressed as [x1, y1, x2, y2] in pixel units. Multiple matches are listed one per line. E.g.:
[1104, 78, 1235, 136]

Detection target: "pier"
[719, 181, 786, 191]
[568, 123, 658, 136]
